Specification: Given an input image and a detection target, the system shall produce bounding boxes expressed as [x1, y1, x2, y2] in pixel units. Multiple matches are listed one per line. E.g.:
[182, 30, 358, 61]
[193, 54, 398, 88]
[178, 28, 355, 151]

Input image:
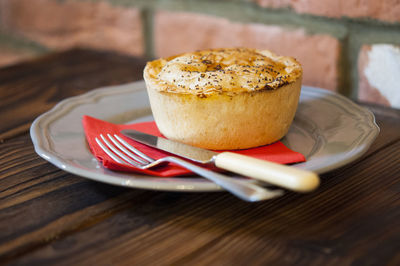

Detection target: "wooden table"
[1, 49, 399, 265]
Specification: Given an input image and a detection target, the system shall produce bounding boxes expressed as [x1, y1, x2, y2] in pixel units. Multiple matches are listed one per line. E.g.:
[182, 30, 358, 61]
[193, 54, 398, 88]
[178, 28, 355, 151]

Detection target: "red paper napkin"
[82, 115, 306, 177]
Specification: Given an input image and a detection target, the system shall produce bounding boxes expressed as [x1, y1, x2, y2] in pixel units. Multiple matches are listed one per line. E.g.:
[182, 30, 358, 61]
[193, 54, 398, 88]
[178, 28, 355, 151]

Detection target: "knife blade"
[121, 129, 319, 192]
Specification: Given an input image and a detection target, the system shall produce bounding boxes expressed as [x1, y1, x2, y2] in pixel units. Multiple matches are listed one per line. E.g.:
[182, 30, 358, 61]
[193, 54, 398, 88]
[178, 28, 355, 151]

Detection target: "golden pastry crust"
[144, 48, 302, 96]
[143, 48, 303, 150]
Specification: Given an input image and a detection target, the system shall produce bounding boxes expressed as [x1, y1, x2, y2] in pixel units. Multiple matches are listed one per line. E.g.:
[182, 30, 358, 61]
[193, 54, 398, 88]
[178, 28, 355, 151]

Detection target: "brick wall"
[0, 0, 399, 108]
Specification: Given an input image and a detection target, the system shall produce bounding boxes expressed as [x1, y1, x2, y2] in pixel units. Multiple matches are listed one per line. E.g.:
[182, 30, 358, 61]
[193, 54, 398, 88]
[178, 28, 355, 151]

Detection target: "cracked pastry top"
[144, 47, 302, 96]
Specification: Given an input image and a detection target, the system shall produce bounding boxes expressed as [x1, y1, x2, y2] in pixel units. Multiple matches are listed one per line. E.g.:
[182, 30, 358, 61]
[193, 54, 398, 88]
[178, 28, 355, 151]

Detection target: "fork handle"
[214, 152, 320, 192]
[163, 156, 282, 202]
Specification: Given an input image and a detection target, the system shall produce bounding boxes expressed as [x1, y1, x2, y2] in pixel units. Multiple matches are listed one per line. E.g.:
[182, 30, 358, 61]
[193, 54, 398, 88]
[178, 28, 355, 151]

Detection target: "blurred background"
[0, 0, 399, 109]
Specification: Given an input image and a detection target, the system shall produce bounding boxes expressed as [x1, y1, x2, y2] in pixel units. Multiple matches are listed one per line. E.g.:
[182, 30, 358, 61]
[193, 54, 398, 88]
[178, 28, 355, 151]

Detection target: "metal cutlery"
[121, 129, 320, 192]
[95, 133, 283, 202]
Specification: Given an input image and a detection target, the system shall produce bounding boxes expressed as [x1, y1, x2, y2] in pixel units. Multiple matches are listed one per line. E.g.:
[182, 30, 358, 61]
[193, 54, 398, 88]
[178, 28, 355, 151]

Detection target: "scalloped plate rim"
[30, 81, 379, 192]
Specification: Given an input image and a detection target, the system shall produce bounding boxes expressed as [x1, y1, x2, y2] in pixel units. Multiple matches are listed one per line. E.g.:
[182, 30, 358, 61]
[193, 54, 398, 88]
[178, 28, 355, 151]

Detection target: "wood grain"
[0, 49, 147, 141]
[0, 49, 399, 265]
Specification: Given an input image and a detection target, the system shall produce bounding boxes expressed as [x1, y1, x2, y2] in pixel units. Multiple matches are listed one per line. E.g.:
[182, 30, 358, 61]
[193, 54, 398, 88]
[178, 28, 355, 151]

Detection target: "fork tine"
[95, 137, 128, 165]
[114, 134, 155, 163]
[107, 134, 148, 164]
[99, 134, 141, 167]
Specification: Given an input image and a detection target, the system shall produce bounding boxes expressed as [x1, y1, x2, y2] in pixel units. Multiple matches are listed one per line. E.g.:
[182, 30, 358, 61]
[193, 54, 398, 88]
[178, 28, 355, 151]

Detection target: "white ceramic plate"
[30, 81, 379, 192]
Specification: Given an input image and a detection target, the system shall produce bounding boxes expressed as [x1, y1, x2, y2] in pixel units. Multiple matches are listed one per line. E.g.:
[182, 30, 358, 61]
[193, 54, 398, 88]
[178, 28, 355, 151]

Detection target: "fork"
[95, 134, 283, 202]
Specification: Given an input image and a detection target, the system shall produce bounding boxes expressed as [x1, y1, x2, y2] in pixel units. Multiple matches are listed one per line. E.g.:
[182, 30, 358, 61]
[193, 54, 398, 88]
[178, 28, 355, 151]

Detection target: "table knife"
[121, 129, 319, 192]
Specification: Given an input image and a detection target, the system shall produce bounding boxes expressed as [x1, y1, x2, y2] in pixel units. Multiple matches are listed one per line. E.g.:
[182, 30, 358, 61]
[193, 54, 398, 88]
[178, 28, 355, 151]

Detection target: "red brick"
[254, 0, 400, 24]
[291, 0, 400, 24]
[0, 0, 144, 56]
[154, 11, 340, 91]
[358, 44, 400, 108]
[253, 0, 291, 8]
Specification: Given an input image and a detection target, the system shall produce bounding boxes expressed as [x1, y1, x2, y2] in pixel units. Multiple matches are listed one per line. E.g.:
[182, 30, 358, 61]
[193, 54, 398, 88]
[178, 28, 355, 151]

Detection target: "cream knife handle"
[214, 152, 320, 192]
